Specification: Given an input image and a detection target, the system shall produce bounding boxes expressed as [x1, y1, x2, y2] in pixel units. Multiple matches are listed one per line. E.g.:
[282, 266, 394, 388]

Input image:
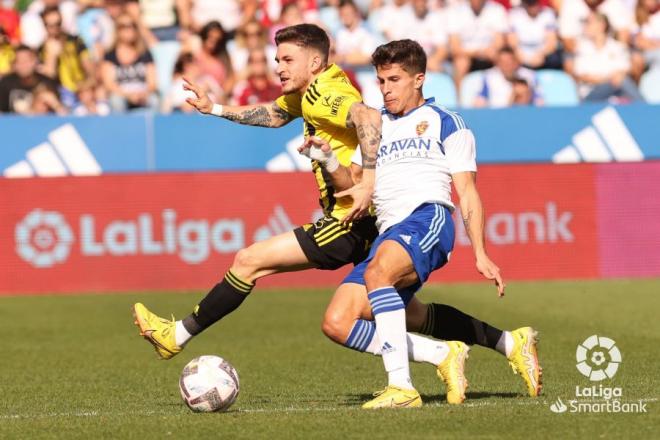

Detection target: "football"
[179, 355, 240, 412]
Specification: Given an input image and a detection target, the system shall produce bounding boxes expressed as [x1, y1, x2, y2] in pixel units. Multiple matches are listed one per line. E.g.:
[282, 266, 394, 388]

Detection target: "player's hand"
[183, 76, 213, 114]
[476, 254, 505, 297]
[335, 181, 373, 225]
[298, 135, 331, 157]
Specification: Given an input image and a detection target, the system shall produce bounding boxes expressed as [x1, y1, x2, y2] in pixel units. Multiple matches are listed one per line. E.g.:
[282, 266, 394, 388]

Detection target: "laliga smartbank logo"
[15, 207, 295, 268]
[549, 335, 648, 414]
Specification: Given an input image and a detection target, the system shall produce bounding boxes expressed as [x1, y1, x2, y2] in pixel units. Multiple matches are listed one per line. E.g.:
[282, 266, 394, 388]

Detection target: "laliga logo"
[576, 335, 622, 381]
[15, 210, 74, 268]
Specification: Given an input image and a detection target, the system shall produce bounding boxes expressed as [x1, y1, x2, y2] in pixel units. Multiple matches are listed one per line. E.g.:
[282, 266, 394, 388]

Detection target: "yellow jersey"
[276, 64, 362, 219]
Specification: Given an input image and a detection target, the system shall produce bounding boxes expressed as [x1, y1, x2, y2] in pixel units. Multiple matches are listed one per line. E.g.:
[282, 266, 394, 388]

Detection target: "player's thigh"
[364, 239, 418, 291]
[232, 230, 314, 279]
[322, 282, 372, 342]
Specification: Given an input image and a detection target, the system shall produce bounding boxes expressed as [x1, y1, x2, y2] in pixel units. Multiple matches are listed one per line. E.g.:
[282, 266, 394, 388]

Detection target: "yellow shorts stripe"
[317, 229, 351, 247]
[313, 222, 342, 240]
[225, 271, 252, 294]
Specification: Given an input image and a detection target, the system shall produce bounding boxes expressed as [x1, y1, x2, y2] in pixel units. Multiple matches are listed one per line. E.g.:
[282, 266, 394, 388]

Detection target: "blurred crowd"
[0, 0, 658, 115]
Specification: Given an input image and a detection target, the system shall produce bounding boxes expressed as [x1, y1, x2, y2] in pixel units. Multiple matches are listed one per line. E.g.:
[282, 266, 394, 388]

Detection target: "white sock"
[175, 321, 193, 347]
[363, 331, 449, 366]
[369, 287, 412, 389]
[407, 333, 450, 365]
[496, 331, 514, 357]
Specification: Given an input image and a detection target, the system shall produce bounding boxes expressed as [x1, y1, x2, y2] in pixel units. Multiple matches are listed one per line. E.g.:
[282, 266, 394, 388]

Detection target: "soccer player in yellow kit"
[132, 25, 541, 402]
[133, 23, 385, 357]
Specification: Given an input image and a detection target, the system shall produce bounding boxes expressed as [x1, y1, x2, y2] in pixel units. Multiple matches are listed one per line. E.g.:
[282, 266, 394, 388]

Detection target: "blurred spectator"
[510, 76, 535, 105]
[186, 0, 242, 33]
[319, 0, 343, 36]
[165, 51, 221, 112]
[448, 0, 508, 87]
[30, 82, 67, 113]
[334, 0, 378, 67]
[102, 13, 158, 111]
[370, 0, 415, 42]
[408, 0, 448, 72]
[228, 19, 277, 78]
[72, 78, 110, 115]
[138, 0, 188, 41]
[508, 0, 562, 70]
[559, 0, 634, 53]
[38, 6, 94, 103]
[0, 25, 14, 76]
[0, 0, 20, 44]
[190, 20, 234, 101]
[269, 1, 305, 43]
[76, 0, 115, 63]
[261, 0, 320, 28]
[20, 0, 78, 49]
[232, 49, 281, 105]
[474, 46, 542, 107]
[566, 12, 644, 102]
[0, 44, 60, 113]
[634, 0, 660, 71]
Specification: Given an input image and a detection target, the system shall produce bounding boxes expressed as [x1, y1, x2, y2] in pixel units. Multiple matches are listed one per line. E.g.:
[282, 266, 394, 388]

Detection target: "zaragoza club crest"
[416, 121, 429, 136]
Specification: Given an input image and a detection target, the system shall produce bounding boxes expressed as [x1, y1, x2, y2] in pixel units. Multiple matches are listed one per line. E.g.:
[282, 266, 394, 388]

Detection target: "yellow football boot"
[133, 303, 182, 360]
[508, 327, 542, 397]
[437, 341, 470, 404]
[362, 385, 422, 409]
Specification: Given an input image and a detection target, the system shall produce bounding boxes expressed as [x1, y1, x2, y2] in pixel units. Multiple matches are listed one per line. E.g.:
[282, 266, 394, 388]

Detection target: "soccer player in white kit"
[302, 40, 525, 409]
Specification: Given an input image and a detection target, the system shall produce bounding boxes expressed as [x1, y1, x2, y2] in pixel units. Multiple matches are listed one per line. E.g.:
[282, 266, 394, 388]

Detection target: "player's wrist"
[211, 103, 223, 116]
[324, 154, 339, 173]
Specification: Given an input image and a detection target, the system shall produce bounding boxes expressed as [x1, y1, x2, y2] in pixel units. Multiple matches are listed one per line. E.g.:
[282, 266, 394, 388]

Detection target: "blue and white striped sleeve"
[441, 112, 476, 174]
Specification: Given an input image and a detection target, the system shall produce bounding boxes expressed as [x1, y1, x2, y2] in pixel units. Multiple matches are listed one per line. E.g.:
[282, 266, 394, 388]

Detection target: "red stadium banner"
[1, 163, 658, 295]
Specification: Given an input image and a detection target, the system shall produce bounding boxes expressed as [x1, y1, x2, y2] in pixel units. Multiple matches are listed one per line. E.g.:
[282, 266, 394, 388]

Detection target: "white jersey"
[353, 98, 477, 233]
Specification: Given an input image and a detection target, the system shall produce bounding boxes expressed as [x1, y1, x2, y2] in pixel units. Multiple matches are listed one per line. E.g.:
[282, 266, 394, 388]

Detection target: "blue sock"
[344, 319, 376, 352]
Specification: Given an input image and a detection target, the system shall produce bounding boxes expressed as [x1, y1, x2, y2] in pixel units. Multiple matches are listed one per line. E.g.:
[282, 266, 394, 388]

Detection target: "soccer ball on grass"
[179, 355, 240, 412]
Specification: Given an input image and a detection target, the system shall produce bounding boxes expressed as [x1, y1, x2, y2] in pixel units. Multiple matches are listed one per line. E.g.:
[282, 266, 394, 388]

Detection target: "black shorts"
[294, 215, 379, 270]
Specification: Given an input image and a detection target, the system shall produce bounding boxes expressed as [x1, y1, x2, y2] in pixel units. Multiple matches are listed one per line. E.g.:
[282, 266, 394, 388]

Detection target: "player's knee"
[321, 309, 350, 344]
[364, 260, 392, 288]
[231, 246, 263, 280]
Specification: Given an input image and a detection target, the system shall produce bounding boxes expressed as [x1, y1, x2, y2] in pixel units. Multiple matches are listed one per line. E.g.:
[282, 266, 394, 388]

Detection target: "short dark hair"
[274, 24, 330, 64]
[371, 39, 426, 74]
[15, 44, 36, 56]
[40, 5, 61, 20]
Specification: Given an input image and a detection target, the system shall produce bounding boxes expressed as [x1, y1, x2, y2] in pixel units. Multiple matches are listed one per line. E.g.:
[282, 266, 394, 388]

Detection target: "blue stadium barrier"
[2, 103, 659, 177]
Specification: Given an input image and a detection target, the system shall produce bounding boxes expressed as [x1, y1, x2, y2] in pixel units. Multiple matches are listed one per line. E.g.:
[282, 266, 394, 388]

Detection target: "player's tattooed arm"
[221, 102, 295, 128]
[335, 103, 382, 224]
[346, 103, 381, 170]
[181, 77, 295, 127]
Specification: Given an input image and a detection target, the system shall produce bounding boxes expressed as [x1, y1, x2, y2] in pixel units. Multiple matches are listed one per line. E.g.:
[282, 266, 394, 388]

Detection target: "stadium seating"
[536, 69, 580, 107]
[151, 41, 182, 100]
[639, 68, 660, 104]
[459, 71, 485, 108]
[424, 72, 457, 108]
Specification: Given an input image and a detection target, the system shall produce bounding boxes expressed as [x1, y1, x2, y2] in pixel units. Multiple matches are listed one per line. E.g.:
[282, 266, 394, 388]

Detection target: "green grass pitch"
[1, 279, 658, 439]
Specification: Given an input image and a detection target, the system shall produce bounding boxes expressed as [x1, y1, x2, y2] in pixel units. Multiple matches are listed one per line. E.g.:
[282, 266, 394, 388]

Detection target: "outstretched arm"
[183, 77, 295, 128]
[453, 171, 505, 296]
